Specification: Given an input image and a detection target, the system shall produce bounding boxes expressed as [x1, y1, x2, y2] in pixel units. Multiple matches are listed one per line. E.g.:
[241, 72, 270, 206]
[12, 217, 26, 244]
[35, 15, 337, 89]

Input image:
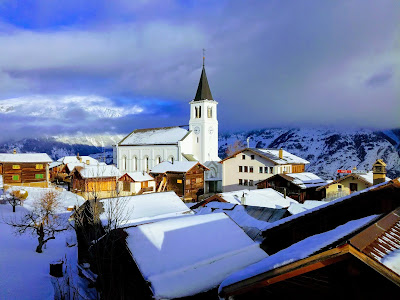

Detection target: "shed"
[118, 172, 156, 195]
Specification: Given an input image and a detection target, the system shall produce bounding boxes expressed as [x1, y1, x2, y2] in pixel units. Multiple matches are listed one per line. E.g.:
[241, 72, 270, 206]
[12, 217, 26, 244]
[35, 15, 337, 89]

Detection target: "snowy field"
[0, 189, 94, 300]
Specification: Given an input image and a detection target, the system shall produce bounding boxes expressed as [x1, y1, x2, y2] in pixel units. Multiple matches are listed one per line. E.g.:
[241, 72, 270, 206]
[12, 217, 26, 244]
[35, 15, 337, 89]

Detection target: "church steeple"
[194, 57, 213, 101]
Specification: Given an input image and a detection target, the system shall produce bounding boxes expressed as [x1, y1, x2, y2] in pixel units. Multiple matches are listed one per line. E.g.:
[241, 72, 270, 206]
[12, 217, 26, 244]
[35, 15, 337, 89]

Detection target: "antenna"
[202, 48, 205, 67]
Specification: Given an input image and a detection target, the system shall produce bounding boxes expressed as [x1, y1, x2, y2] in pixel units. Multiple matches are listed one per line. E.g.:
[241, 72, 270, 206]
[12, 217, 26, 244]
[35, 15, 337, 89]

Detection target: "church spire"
[194, 50, 213, 101]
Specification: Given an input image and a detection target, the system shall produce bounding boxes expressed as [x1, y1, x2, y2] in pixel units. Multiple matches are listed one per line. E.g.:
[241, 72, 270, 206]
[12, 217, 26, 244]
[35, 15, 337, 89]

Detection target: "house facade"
[0, 152, 52, 188]
[220, 148, 309, 192]
[118, 172, 156, 196]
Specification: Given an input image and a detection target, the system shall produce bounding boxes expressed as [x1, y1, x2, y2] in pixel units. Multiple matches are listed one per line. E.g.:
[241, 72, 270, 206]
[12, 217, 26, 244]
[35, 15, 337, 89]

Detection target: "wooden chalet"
[118, 172, 156, 196]
[150, 161, 209, 202]
[256, 172, 326, 203]
[0, 152, 52, 189]
[71, 164, 121, 200]
[218, 178, 400, 299]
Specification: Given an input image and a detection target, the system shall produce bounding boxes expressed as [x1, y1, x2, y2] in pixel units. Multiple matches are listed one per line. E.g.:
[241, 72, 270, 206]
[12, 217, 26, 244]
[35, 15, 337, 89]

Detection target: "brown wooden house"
[256, 172, 326, 203]
[150, 161, 209, 202]
[71, 164, 121, 200]
[219, 178, 400, 299]
[0, 152, 52, 189]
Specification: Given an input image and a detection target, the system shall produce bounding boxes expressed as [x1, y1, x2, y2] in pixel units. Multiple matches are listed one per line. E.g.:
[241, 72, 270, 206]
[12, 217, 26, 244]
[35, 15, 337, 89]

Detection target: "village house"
[113, 60, 222, 193]
[0, 151, 52, 189]
[118, 172, 156, 196]
[150, 161, 209, 202]
[71, 164, 121, 200]
[256, 172, 327, 202]
[316, 159, 391, 201]
[220, 148, 309, 192]
[218, 178, 400, 299]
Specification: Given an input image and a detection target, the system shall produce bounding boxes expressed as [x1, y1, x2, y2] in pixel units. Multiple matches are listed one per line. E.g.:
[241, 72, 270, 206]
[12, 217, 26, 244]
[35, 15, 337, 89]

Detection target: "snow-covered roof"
[219, 214, 378, 292]
[100, 191, 192, 227]
[121, 172, 154, 182]
[216, 188, 298, 209]
[357, 171, 391, 184]
[49, 161, 63, 169]
[125, 213, 268, 299]
[287, 200, 325, 215]
[282, 172, 327, 189]
[77, 165, 121, 179]
[0, 153, 52, 163]
[118, 126, 189, 146]
[252, 148, 309, 165]
[57, 156, 99, 165]
[150, 161, 202, 174]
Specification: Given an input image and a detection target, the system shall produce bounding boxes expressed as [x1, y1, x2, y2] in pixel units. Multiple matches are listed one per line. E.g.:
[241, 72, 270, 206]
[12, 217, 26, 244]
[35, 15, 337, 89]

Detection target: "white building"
[220, 148, 309, 192]
[114, 61, 222, 193]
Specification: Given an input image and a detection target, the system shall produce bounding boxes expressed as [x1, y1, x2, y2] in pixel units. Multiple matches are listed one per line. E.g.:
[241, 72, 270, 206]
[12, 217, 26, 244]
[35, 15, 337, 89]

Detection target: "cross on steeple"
[202, 48, 205, 67]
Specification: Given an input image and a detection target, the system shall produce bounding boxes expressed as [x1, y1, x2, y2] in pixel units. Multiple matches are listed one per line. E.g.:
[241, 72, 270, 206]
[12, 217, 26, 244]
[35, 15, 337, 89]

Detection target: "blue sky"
[0, 0, 399, 141]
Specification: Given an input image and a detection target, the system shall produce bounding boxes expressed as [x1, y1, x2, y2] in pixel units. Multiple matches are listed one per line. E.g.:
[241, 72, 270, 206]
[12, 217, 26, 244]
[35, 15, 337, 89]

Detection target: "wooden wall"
[291, 164, 305, 173]
[184, 164, 205, 201]
[1, 162, 49, 185]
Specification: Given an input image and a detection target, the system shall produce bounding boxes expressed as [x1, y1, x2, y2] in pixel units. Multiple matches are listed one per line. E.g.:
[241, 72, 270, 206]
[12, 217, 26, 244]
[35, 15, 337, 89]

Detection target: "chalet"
[218, 178, 400, 299]
[194, 188, 298, 209]
[71, 164, 121, 200]
[118, 172, 156, 196]
[316, 160, 391, 201]
[0, 152, 52, 189]
[220, 148, 309, 192]
[256, 172, 327, 203]
[150, 161, 209, 202]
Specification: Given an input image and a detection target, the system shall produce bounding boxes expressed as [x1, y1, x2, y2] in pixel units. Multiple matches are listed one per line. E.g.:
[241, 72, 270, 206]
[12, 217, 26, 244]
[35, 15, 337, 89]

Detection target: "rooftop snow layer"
[78, 165, 121, 178]
[287, 200, 325, 215]
[217, 188, 298, 209]
[150, 161, 199, 173]
[254, 148, 309, 165]
[57, 156, 99, 165]
[119, 126, 189, 146]
[284, 172, 327, 189]
[219, 214, 379, 292]
[0, 153, 52, 163]
[126, 213, 268, 299]
[122, 172, 154, 182]
[100, 191, 192, 227]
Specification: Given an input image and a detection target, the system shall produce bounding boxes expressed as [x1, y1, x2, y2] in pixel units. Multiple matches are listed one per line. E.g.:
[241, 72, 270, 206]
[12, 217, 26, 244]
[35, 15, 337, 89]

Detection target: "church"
[113, 60, 222, 193]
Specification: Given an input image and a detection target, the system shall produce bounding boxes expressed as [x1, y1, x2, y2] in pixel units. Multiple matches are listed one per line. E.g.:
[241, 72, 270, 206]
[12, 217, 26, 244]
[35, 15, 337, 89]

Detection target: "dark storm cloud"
[0, 0, 398, 141]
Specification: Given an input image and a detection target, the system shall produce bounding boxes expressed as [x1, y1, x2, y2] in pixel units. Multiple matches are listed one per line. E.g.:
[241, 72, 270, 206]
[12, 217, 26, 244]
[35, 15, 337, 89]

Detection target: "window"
[244, 180, 248, 186]
[123, 181, 130, 192]
[207, 107, 212, 118]
[259, 167, 263, 173]
[270, 167, 273, 174]
[249, 180, 254, 186]
[244, 166, 248, 172]
[133, 156, 138, 171]
[196, 178, 203, 183]
[239, 179, 243, 185]
[36, 164, 43, 169]
[156, 156, 162, 165]
[338, 185, 342, 190]
[264, 167, 268, 173]
[195, 107, 199, 118]
[12, 165, 20, 169]
[177, 179, 183, 184]
[186, 179, 190, 185]
[249, 166, 253, 173]
[239, 166, 243, 172]
[350, 183, 358, 192]
[242, 154, 245, 160]
[199, 106, 202, 118]
[35, 174, 44, 179]
[144, 156, 149, 172]
[122, 156, 127, 171]
[251, 155, 255, 160]
[12, 175, 19, 181]
[86, 160, 90, 165]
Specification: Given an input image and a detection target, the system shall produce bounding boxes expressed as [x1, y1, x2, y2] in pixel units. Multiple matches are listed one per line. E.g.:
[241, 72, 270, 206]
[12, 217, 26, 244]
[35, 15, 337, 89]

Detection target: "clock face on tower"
[194, 126, 200, 135]
[208, 126, 214, 135]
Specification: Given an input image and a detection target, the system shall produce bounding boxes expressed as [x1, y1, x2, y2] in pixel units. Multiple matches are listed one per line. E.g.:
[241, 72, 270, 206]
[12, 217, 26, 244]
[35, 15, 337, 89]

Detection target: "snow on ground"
[0, 202, 87, 300]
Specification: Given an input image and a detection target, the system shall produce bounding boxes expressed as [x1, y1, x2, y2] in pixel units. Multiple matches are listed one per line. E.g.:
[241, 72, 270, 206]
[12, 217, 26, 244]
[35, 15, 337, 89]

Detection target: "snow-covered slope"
[219, 128, 400, 180]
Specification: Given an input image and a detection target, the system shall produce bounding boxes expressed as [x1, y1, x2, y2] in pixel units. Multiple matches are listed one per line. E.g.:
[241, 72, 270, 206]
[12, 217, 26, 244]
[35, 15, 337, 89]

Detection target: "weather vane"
[202, 48, 205, 67]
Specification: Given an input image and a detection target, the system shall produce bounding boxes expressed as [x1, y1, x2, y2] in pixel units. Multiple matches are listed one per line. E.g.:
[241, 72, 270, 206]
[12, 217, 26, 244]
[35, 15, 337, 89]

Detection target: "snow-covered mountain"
[219, 128, 400, 180]
[0, 128, 399, 180]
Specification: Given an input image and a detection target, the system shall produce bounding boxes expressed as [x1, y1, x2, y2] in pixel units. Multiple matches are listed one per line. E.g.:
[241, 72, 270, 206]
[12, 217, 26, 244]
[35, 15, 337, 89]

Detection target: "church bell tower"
[189, 55, 219, 163]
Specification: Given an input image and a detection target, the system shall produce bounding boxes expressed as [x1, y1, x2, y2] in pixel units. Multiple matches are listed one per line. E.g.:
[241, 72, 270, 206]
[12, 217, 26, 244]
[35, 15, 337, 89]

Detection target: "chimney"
[241, 192, 246, 205]
[247, 137, 250, 148]
[13, 149, 17, 154]
[372, 159, 386, 185]
[279, 148, 283, 159]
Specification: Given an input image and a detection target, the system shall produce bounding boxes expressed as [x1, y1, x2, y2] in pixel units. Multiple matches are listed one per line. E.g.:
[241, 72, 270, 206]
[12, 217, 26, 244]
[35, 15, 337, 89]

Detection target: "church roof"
[118, 126, 189, 146]
[194, 66, 213, 101]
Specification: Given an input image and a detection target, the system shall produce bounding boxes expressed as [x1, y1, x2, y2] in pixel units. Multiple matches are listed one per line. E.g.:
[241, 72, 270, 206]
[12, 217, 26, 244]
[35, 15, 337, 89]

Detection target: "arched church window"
[143, 156, 150, 172]
[156, 156, 162, 165]
[199, 106, 201, 118]
[122, 156, 127, 171]
[195, 107, 198, 118]
[168, 156, 174, 164]
[208, 107, 212, 118]
[132, 156, 138, 171]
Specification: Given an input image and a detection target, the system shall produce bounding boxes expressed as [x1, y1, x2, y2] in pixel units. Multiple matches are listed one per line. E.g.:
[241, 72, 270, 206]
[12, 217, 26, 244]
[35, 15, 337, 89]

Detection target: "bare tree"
[6, 190, 68, 253]
[7, 189, 28, 213]
[226, 139, 246, 156]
